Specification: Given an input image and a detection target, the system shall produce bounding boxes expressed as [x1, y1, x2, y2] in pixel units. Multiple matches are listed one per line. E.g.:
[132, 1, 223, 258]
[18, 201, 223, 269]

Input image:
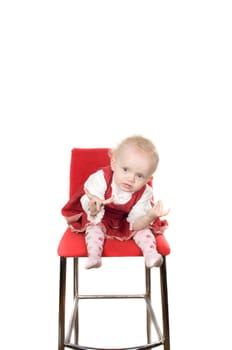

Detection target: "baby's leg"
[85, 225, 105, 269]
[133, 229, 163, 268]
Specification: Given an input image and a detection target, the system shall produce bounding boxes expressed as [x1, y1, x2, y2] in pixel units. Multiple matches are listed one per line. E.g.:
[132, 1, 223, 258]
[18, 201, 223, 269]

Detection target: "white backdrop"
[0, 1, 231, 349]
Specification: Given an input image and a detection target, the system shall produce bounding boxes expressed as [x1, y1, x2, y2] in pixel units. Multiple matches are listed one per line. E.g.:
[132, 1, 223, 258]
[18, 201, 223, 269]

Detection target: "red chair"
[58, 148, 171, 350]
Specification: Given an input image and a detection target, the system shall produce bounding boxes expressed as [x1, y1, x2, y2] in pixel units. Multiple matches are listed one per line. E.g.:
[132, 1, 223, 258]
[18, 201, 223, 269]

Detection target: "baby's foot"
[145, 253, 163, 268]
[85, 257, 102, 269]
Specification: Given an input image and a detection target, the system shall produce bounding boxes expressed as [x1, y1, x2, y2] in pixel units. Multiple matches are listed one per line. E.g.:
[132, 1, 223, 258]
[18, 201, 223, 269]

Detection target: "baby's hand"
[84, 188, 114, 217]
[150, 200, 170, 218]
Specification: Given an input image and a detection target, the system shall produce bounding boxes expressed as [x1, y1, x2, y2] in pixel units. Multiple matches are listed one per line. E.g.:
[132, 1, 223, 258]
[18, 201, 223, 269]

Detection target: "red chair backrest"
[69, 148, 110, 198]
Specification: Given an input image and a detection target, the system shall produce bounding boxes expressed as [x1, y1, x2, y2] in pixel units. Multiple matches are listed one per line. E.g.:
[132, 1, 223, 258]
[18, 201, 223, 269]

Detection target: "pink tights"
[85, 225, 105, 269]
[85, 226, 163, 269]
[133, 229, 163, 268]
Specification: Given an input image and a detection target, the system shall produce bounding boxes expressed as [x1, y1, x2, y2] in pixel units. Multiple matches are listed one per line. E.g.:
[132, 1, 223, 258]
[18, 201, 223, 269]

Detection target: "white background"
[0, 1, 232, 349]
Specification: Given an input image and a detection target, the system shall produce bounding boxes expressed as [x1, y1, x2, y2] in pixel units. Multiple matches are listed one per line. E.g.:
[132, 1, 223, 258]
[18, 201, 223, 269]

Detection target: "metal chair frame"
[58, 255, 170, 350]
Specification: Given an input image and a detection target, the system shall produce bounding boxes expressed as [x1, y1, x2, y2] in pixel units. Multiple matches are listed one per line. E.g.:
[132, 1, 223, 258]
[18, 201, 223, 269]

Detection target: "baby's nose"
[127, 173, 135, 182]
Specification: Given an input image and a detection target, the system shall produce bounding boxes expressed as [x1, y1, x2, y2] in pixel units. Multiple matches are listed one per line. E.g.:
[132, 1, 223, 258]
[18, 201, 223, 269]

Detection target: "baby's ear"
[148, 176, 153, 186]
[110, 157, 116, 170]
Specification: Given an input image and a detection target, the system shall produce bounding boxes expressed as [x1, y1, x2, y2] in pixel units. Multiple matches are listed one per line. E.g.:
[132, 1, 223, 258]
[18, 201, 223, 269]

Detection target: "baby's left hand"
[150, 200, 170, 218]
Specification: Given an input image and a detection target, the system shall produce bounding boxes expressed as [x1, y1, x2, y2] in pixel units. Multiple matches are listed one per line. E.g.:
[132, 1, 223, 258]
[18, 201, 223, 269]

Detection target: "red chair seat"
[58, 228, 170, 258]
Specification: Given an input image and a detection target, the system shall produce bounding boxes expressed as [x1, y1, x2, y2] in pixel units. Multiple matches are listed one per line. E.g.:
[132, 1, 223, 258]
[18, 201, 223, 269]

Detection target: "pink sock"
[85, 225, 105, 269]
[133, 229, 163, 268]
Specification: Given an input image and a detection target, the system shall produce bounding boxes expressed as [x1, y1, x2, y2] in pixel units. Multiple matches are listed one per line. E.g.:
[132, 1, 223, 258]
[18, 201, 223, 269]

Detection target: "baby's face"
[111, 145, 156, 193]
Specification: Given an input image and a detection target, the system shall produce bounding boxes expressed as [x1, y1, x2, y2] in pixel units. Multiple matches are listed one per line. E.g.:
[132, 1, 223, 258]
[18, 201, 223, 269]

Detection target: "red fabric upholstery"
[58, 228, 170, 257]
[69, 148, 110, 197]
[58, 148, 170, 258]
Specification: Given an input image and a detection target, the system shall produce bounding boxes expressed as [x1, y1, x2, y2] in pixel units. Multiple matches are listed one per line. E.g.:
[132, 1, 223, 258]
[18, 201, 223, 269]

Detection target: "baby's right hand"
[84, 188, 114, 217]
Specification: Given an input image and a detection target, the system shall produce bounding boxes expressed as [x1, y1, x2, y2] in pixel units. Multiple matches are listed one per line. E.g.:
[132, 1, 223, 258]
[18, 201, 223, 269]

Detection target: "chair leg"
[145, 266, 151, 343]
[73, 258, 79, 344]
[160, 257, 170, 350]
[58, 257, 66, 350]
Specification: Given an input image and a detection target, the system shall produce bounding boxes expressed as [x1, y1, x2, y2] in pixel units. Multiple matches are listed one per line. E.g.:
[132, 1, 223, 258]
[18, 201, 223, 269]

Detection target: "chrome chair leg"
[160, 257, 170, 350]
[145, 266, 151, 343]
[58, 257, 66, 350]
[73, 258, 79, 344]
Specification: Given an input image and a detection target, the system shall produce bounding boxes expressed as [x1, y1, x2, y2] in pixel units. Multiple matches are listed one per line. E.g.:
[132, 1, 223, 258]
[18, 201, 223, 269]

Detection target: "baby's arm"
[80, 170, 113, 223]
[84, 188, 114, 217]
[131, 200, 169, 231]
[128, 185, 169, 231]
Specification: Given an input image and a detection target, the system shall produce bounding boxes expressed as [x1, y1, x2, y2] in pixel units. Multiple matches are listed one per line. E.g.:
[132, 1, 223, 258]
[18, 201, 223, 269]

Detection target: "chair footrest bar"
[77, 294, 147, 299]
[64, 340, 163, 350]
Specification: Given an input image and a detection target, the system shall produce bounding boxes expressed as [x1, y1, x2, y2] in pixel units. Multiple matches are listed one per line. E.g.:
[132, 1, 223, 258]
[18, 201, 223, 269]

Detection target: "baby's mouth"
[121, 183, 132, 191]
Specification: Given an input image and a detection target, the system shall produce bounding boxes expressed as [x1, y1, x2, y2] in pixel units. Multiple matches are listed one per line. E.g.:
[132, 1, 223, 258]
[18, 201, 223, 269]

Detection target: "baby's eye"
[122, 167, 128, 172]
[136, 173, 144, 179]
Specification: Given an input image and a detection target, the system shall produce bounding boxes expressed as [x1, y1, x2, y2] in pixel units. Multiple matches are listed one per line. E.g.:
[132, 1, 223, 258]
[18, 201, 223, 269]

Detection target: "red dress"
[61, 166, 168, 240]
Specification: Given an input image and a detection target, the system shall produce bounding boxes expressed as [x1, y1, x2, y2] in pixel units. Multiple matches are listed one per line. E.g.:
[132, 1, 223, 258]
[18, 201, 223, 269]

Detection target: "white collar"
[111, 176, 132, 204]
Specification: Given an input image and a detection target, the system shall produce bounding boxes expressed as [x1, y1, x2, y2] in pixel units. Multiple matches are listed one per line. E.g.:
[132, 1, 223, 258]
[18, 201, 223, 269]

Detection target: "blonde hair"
[110, 135, 159, 173]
